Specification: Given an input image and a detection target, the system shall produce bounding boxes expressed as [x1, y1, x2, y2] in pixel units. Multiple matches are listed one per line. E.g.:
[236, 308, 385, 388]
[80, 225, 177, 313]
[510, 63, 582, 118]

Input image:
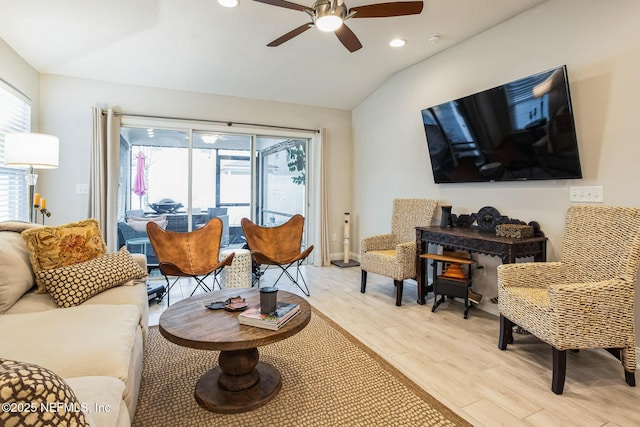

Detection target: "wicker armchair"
[498, 206, 640, 394]
[360, 198, 438, 306]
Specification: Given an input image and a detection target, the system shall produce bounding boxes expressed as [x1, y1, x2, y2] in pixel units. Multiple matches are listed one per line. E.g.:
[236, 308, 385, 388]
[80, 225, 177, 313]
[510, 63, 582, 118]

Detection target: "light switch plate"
[76, 184, 89, 194]
[569, 186, 603, 203]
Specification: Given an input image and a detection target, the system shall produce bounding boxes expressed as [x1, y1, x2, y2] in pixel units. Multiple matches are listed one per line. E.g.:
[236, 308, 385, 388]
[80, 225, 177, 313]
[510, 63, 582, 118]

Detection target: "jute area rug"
[133, 310, 470, 426]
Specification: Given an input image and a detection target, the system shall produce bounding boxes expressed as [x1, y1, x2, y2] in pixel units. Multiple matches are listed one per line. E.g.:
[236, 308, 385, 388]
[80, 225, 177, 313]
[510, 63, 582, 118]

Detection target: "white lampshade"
[4, 133, 59, 169]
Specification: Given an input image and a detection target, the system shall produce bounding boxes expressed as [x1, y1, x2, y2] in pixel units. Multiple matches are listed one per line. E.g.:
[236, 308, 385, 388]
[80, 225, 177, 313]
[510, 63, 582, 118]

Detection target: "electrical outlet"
[76, 184, 89, 194]
[331, 233, 337, 242]
[569, 185, 603, 203]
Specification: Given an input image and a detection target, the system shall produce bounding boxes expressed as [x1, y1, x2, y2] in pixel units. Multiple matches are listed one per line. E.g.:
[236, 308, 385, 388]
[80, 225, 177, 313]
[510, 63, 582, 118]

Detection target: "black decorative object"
[440, 205, 453, 228]
[149, 198, 183, 214]
[443, 206, 542, 236]
[455, 214, 476, 228]
[476, 206, 504, 232]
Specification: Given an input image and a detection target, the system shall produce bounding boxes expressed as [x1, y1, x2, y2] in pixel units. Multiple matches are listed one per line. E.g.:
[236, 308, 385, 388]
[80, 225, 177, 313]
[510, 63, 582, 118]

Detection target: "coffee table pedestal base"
[195, 361, 282, 413]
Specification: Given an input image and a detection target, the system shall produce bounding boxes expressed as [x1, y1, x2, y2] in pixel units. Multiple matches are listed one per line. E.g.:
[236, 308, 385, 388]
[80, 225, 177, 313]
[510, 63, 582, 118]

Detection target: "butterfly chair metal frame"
[241, 214, 314, 296]
[147, 218, 234, 306]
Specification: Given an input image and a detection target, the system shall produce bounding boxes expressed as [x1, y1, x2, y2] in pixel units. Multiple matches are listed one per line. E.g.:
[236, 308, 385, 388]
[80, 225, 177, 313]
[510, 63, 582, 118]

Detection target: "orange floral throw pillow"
[21, 218, 107, 293]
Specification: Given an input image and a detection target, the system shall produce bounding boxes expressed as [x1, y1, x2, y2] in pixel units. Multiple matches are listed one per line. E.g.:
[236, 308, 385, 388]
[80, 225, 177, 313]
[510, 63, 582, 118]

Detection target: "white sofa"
[0, 221, 149, 427]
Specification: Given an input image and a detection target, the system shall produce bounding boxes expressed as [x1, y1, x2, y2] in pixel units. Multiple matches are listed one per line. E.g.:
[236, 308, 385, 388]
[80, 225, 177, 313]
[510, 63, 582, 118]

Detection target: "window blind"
[0, 80, 31, 221]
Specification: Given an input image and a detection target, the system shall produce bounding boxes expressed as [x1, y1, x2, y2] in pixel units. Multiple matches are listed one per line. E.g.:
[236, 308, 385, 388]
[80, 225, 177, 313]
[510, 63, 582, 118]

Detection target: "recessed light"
[218, 0, 238, 7]
[389, 38, 406, 47]
[427, 34, 441, 44]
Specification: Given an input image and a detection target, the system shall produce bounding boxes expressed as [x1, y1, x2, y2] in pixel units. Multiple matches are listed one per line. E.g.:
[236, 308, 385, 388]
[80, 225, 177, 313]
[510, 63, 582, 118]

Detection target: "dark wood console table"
[415, 226, 547, 304]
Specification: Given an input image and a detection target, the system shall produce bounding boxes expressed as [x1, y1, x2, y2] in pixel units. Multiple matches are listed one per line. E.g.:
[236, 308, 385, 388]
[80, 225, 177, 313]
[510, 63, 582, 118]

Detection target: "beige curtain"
[313, 128, 331, 266]
[90, 107, 121, 252]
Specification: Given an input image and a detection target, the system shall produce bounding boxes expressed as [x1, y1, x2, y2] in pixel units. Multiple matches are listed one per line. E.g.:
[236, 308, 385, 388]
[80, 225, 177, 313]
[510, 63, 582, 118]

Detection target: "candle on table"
[40, 198, 46, 209]
[34, 193, 40, 206]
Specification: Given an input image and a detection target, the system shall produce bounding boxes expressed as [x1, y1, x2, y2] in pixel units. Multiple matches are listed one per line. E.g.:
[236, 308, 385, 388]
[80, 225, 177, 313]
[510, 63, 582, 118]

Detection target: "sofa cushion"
[80, 281, 150, 344]
[0, 358, 89, 426]
[65, 376, 130, 427]
[4, 282, 149, 345]
[0, 231, 35, 314]
[0, 304, 140, 382]
[21, 219, 107, 293]
[36, 248, 147, 308]
[126, 215, 167, 232]
[2, 290, 59, 314]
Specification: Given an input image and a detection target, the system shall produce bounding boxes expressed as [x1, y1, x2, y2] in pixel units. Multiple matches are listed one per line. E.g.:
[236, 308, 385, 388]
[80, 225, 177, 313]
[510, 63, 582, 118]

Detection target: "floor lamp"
[4, 133, 59, 223]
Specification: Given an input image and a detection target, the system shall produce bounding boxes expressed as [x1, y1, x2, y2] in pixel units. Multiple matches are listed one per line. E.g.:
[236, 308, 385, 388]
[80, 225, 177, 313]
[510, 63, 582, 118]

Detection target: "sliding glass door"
[117, 125, 311, 262]
[194, 132, 252, 245]
[256, 137, 308, 227]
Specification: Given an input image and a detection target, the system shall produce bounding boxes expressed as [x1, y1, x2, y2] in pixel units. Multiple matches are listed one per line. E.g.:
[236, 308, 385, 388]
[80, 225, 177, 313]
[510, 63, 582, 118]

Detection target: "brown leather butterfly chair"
[147, 218, 234, 306]
[241, 214, 314, 296]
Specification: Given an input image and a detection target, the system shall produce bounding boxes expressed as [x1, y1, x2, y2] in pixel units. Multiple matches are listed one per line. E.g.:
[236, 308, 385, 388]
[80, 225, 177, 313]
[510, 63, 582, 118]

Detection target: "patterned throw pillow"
[0, 358, 89, 426]
[36, 248, 148, 308]
[21, 219, 107, 293]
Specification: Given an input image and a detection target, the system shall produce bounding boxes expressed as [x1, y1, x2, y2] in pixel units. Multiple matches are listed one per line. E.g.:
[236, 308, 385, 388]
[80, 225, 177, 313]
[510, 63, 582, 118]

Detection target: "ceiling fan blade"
[335, 24, 362, 53]
[350, 1, 423, 18]
[267, 23, 313, 47]
[252, 0, 311, 12]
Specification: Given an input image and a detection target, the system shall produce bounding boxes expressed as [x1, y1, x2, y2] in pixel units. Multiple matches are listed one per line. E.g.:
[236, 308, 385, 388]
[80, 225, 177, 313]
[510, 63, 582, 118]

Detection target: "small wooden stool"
[420, 251, 475, 318]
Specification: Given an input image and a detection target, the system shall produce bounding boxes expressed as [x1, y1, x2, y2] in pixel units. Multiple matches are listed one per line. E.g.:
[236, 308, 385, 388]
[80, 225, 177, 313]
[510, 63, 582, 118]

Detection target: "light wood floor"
[148, 265, 640, 426]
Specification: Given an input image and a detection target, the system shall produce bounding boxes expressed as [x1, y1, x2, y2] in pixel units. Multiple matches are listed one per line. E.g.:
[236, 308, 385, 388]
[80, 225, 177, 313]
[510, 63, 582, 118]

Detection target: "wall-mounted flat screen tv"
[421, 66, 582, 183]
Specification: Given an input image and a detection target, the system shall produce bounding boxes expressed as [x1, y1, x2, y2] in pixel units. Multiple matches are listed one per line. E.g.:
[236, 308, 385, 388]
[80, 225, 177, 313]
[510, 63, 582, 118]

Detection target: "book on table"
[238, 301, 301, 330]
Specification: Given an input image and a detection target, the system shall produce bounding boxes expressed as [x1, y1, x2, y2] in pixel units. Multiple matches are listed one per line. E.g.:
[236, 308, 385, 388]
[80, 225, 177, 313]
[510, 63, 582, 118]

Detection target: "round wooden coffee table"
[158, 288, 311, 413]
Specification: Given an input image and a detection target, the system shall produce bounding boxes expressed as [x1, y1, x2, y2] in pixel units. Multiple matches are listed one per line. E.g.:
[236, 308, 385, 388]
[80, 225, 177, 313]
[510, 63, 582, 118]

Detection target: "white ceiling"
[0, 0, 546, 110]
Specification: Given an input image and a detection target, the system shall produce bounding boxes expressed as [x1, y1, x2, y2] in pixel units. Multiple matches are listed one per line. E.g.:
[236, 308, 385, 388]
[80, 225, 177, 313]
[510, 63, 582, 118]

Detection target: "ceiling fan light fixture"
[218, 0, 239, 7]
[259, 0, 424, 51]
[316, 14, 343, 32]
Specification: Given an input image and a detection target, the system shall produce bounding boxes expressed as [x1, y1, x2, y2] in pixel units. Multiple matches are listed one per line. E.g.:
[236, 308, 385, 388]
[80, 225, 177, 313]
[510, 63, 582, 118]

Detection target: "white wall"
[352, 0, 640, 324]
[36, 75, 352, 260]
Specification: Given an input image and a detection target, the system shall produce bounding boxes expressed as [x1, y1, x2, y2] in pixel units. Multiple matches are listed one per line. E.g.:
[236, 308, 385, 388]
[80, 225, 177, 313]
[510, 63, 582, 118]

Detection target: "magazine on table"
[238, 302, 301, 330]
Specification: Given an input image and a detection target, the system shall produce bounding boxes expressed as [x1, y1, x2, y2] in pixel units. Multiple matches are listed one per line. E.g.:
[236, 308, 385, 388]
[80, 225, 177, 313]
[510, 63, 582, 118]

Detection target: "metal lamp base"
[26, 170, 38, 223]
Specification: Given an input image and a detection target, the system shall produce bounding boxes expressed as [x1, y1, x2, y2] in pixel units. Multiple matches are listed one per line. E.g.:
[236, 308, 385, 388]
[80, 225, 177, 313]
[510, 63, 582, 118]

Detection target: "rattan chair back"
[561, 205, 640, 283]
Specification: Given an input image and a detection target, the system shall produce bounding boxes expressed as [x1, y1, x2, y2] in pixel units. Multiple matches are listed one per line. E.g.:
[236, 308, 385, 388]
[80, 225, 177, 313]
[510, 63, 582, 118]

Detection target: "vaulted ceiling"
[0, 0, 546, 110]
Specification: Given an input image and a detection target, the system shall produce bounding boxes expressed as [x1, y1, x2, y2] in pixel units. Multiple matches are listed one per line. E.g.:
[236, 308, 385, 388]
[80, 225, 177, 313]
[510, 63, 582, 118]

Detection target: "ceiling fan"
[253, 0, 424, 52]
